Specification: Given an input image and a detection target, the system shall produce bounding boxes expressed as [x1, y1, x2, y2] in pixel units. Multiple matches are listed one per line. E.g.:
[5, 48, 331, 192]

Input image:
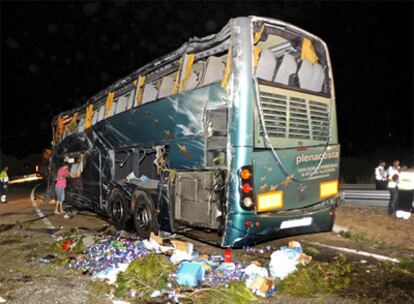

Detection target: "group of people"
[375, 160, 414, 219]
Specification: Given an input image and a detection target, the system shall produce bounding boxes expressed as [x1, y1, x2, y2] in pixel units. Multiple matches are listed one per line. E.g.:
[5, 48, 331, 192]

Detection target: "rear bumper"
[222, 204, 335, 247]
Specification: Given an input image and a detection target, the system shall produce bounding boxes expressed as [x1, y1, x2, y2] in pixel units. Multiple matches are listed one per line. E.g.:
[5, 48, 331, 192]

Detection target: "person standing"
[374, 160, 387, 190]
[395, 167, 414, 220]
[0, 166, 9, 204]
[54, 163, 72, 215]
[387, 160, 401, 216]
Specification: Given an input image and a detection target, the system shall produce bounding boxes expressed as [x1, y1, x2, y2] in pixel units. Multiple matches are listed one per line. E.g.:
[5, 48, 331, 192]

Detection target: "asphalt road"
[0, 182, 108, 233]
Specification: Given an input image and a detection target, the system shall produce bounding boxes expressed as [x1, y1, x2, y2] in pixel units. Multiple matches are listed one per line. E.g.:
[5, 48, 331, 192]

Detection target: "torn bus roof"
[51, 16, 329, 125]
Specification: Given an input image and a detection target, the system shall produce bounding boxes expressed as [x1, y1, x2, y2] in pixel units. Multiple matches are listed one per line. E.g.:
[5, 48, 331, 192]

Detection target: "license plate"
[280, 217, 313, 229]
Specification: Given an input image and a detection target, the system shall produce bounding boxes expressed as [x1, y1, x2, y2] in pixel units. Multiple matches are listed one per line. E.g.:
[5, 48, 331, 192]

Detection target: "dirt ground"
[335, 204, 414, 250]
[0, 228, 112, 304]
[0, 185, 413, 303]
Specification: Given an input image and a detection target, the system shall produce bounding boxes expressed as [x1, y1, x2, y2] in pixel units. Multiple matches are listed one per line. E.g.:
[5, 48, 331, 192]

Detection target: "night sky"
[1, 1, 413, 162]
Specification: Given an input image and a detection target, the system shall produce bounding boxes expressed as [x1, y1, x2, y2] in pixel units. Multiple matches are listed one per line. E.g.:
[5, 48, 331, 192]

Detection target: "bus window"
[126, 92, 134, 110]
[109, 98, 118, 116]
[273, 53, 297, 86]
[185, 61, 204, 91]
[142, 82, 159, 104]
[201, 55, 226, 86]
[92, 109, 98, 125]
[115, 94, 129, 114]
[77, 115, 85, 133]
[254, 24, 330, 95]
[158, 72, 177, 99]
[98, 104, 105, 121]
[255, 48, 277, 82]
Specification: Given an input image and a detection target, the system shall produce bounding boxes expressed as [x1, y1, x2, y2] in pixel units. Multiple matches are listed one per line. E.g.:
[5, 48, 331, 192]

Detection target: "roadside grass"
[338, 230, 396, 250]
[277, 254, 352, 298]
[384, 257, 414, 275]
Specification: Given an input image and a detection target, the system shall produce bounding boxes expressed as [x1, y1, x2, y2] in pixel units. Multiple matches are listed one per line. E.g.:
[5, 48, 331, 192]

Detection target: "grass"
[339, 230, 396, 250]
[278, 254, 352, 298]
[115, 253, 174, 302]
[384, 257, 414, 275]
[181, 281, 258, 304]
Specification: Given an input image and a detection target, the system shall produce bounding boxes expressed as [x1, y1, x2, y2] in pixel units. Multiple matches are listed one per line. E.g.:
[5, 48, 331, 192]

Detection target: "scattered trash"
[62, 239, 74, 252]
[224, 248, 232, 262]
[48, 231, 311, 302]
[82, 235, 95, 247]
[150, 290, 161, 298]
[176, 261, 205, 287]
[269, 241, 311, 279]
[244, 263, 269, 288]
[39, 254, 57, 264]
[50, 230, 64, 241]
[170, 249, 193, 265]
[93, 263, 129, 284]
[63, 213, 72, 219]
[250, 276, 275, 298]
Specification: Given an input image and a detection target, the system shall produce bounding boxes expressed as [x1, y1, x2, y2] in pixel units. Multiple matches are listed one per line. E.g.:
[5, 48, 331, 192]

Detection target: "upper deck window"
[253, 23, 331, 96]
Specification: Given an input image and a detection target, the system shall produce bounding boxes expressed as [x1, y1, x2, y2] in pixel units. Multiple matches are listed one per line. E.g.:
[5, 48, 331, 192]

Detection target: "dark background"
[1, 1, 413, 179]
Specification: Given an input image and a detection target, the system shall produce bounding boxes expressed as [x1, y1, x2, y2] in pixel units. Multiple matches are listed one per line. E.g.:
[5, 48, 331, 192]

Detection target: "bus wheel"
[108, 188, 129, 230]
[132, 190, 158, 239]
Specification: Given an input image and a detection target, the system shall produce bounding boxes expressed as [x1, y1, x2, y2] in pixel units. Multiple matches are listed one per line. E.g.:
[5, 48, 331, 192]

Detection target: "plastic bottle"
[224, 248, 232, 262]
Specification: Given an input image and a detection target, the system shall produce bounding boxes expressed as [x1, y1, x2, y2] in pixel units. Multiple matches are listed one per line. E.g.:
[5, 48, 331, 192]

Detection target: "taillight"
[239, 165, 254, 210]
[242, 183, 252, 193]
[241, 169, 251, 180]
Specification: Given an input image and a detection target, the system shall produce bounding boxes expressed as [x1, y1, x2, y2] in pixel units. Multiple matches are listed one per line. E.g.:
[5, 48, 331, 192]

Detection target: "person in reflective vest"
[0, 166, 9, 204]
[374, 160, 387, 190]
[396, 167, 414, 220]
[387, 160, 400, 216]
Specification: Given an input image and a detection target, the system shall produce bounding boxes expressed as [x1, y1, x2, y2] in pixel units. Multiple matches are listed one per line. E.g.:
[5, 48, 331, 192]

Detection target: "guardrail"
[340, 184, 375, 190]
[340, 190, 389, 207]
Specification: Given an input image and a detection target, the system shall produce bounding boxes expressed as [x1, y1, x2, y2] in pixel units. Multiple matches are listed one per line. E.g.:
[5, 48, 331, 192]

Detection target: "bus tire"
[108, 188, 130, 230]
[132, 190, 158, 239]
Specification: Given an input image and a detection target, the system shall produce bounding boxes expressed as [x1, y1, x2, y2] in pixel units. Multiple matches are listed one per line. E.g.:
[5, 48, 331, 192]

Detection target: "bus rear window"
[253, 23, 331, 96]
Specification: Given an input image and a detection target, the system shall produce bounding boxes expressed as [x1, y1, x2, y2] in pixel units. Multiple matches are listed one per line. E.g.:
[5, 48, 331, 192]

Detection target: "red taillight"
[241, 169, 251, 180]
[245, 220, 253, 228]
[242, 183, 252, 193]
[255, 221, 261, 227]
[239, 165, 254, 210]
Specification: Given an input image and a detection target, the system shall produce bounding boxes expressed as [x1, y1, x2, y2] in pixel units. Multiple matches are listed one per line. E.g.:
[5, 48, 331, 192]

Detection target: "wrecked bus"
[48, 16, 339, 247]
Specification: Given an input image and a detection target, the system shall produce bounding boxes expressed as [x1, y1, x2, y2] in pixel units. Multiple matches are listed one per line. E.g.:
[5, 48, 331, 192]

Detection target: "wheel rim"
[112, 197, 124, 222]
[135, 200, 152, 230]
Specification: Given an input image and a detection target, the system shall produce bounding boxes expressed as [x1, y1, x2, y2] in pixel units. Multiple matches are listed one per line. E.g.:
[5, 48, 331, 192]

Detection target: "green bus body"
[49, 16, 339, 247]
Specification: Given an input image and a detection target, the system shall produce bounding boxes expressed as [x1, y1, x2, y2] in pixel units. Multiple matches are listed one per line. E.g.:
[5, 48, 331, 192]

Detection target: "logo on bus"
[296, 151, 339, 165]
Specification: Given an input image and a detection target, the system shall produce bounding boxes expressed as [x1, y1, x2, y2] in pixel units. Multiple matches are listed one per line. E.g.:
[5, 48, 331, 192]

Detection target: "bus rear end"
[223, 17, 339, 247]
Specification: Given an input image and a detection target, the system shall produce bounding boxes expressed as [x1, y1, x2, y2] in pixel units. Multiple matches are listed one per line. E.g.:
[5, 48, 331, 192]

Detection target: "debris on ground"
[47, 231, 319, 302]
[269, 240, 312, 279]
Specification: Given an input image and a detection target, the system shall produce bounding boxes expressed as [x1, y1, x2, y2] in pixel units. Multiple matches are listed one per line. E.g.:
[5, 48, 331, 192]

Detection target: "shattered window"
[254, 23, 331, 95]
[115, 94, 129, 114]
